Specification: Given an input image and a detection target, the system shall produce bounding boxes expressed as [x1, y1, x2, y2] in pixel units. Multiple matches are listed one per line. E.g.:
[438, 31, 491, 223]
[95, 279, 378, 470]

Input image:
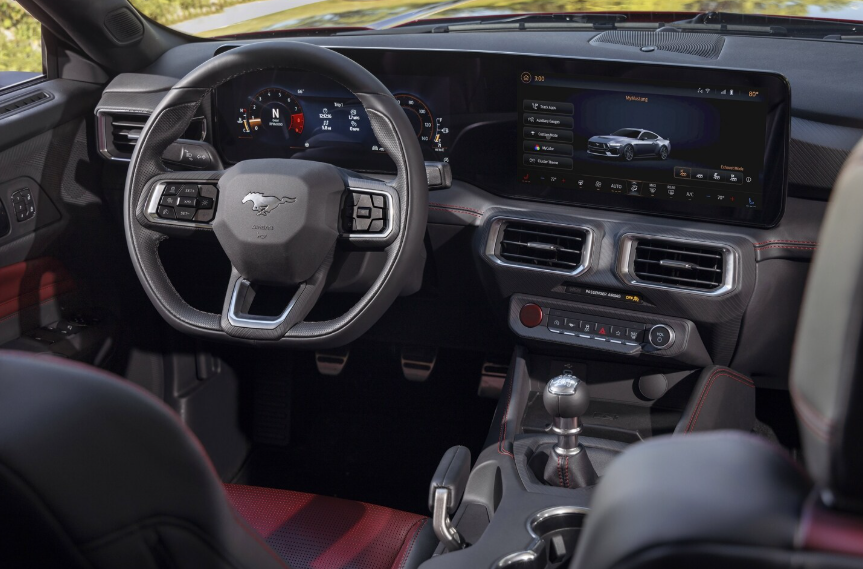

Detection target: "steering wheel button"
[372, 195, 385, 208]
[178, 196, 197, 207]
[369, 219, 384, 232]
[178, 185, 199, 197]
[175, 207, 196, 220]
[198, 185, 218, 198]
[194, 209, 214, 223]
[353, 217, 372, 231]
[370, 208, 383, 220]
[163, 184, 180, 196]
[196, 197, 214, 209]
[157, 206, 175, 219]
[160, 195, 179, 207]
[356, 207, 371, 218]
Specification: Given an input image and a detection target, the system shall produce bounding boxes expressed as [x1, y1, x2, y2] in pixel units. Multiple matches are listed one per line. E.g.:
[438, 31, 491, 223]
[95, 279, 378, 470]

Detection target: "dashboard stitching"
[428, 202, 484, 215]
[756, 245, 817, 251]
[428, 206, 481, 218]
[754, 240, 817, 245]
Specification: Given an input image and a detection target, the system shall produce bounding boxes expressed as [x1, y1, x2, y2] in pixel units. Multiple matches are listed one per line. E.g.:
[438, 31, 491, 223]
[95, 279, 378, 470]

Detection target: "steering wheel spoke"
[338, 173, 401, 249]
[139, 171, 224, 234]
[221, 249, 333, 339]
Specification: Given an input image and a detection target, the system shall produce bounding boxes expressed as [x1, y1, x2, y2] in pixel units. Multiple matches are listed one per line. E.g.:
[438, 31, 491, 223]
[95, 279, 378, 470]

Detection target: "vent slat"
[498, 222, 588, 273]
[634, 258, 722, 273]
[632, 239, 725, 291]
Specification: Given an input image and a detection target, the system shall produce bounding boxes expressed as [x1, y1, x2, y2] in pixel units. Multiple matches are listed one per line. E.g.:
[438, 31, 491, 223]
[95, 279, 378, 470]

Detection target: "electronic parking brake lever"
[429, 446, 471, 551]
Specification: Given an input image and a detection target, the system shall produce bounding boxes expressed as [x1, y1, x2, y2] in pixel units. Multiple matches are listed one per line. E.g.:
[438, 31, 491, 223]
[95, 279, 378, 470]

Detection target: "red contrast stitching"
[756, 245, 817, 251]
[754, 239, 817, 245]
[428, 206, 482, 218]
[497, 377, 514, 458]
[686, 368, 754, 433]
[564, 456, 570, 488]
[429, 202, 484, 215]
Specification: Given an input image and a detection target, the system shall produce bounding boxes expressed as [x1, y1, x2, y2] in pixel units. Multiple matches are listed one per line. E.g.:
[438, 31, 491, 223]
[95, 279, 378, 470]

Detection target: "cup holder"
[493, 506, 588, 569]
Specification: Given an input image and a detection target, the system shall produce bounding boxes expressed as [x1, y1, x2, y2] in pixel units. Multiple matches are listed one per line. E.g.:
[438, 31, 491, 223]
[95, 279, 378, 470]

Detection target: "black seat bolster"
[570, 432, 813, 569]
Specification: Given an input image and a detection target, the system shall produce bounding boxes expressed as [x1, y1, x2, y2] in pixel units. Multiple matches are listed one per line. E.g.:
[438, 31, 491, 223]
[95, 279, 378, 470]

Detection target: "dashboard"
[213, 49, 789, 228]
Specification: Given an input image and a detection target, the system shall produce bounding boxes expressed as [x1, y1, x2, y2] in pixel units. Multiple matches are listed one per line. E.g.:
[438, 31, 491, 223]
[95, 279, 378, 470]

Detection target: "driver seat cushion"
[225, 484, 430, 569]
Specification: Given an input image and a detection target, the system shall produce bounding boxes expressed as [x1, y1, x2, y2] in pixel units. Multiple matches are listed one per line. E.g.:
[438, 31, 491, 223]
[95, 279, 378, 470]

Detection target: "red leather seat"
[0, 352, 437, 569]
[225, 484, 429, 569]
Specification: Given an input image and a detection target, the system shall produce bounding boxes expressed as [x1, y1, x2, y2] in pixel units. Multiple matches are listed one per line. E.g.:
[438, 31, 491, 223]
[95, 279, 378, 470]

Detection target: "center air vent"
[621, 236, 734, 294]
[491, 220, 591, 275]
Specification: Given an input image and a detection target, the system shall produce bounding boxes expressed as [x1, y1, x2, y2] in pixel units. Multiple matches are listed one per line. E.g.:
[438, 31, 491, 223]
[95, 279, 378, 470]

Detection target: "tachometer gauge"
[238, 88, 304, 142]
[394, 93, 448, 157]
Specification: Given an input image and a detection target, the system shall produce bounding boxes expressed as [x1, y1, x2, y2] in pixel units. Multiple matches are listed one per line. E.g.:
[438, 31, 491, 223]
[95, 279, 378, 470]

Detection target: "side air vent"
[97, 112, 207, 160]
[0, 91, 52, 119]
[620, 235, 735, 295]
[489, 219, 592, 275]
[591, 31, 725, 59]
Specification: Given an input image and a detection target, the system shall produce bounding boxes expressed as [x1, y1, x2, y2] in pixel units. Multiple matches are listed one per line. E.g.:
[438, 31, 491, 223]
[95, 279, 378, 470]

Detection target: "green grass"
[0, 0, 42, 73]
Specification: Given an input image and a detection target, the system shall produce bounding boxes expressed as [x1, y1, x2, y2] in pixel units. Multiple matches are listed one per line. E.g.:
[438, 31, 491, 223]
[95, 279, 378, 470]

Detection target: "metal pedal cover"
[315, 346, 350, 376]
[478, 355, 510, 399]
[401, 345, 438, 382]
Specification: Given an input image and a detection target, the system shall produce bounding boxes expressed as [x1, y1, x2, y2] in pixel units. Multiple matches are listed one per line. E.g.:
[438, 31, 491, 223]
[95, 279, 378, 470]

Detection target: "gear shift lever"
[541, 371, 598, 488]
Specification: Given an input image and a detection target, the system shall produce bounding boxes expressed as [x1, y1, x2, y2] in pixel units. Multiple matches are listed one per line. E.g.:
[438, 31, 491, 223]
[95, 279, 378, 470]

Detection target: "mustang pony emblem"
[241, 192, 296, 216]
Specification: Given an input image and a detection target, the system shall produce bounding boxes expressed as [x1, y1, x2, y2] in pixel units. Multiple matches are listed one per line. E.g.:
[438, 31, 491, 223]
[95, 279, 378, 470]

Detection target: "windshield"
[611, 129, 642, 138]
[133, 0, 863, 37]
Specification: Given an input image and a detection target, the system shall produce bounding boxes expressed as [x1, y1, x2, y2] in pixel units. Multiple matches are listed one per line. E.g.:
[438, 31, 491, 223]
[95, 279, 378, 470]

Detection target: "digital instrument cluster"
[212, 50, 789, 228]
[215, 69, 449, 170]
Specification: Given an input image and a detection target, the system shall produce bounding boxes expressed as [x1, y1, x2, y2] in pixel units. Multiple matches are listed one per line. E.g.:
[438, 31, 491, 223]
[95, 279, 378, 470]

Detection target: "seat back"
[0, 352, 286, 569]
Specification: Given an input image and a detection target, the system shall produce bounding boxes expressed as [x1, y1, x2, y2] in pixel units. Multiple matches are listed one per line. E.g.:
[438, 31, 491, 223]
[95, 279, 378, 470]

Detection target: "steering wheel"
[124, 42, 428, 347]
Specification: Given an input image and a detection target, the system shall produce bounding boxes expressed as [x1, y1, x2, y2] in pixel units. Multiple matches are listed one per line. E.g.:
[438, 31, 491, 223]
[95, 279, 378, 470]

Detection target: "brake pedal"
[478, 355, 509, 399]
[400, 345, 438, 382]
[315, 346, 350, 376]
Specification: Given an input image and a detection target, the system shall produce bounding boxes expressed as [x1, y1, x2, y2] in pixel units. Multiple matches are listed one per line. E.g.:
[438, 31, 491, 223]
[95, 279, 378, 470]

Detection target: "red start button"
[519, 304, 544, 328]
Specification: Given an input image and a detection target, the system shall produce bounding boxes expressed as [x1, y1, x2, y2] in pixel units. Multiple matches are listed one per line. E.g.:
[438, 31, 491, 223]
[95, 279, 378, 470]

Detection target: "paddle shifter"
[542, 371, 598, 488]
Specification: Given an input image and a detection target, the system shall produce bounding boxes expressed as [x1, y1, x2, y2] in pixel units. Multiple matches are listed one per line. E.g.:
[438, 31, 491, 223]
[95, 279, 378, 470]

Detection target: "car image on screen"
[587, 128, 671, 161]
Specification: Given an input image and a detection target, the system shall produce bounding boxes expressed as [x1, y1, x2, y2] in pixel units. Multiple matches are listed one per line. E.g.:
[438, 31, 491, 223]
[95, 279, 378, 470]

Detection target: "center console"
[420, 349, 756, 569]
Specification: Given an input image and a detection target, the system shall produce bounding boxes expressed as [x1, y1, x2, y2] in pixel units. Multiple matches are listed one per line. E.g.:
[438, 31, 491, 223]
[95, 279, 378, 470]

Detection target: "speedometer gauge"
[238, 88, 304, 142]
[395, 94, 434, 143]
[395, 94, 448, 156]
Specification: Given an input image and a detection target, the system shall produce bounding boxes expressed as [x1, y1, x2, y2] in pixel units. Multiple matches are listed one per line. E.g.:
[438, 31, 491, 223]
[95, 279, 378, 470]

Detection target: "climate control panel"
[509, 294, 703, 361]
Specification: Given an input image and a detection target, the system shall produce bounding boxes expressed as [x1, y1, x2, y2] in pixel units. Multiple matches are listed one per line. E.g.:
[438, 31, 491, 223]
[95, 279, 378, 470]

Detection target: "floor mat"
[234, 343, 501, 515]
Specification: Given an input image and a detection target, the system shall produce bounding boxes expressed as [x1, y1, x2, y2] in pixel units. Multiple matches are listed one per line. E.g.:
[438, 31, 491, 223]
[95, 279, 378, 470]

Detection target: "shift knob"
[543, 372, 590, 419]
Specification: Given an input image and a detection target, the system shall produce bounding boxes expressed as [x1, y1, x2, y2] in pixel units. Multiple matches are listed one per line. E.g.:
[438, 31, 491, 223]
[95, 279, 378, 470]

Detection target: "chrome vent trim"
[486, 218, 593, 276]
[97, 111, 207, 161]
[618, 234, 737, 296]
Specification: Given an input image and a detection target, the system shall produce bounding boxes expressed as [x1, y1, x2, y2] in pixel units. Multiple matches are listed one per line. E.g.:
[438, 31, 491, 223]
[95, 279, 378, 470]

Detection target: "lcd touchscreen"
[517, 75, 768, 210]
